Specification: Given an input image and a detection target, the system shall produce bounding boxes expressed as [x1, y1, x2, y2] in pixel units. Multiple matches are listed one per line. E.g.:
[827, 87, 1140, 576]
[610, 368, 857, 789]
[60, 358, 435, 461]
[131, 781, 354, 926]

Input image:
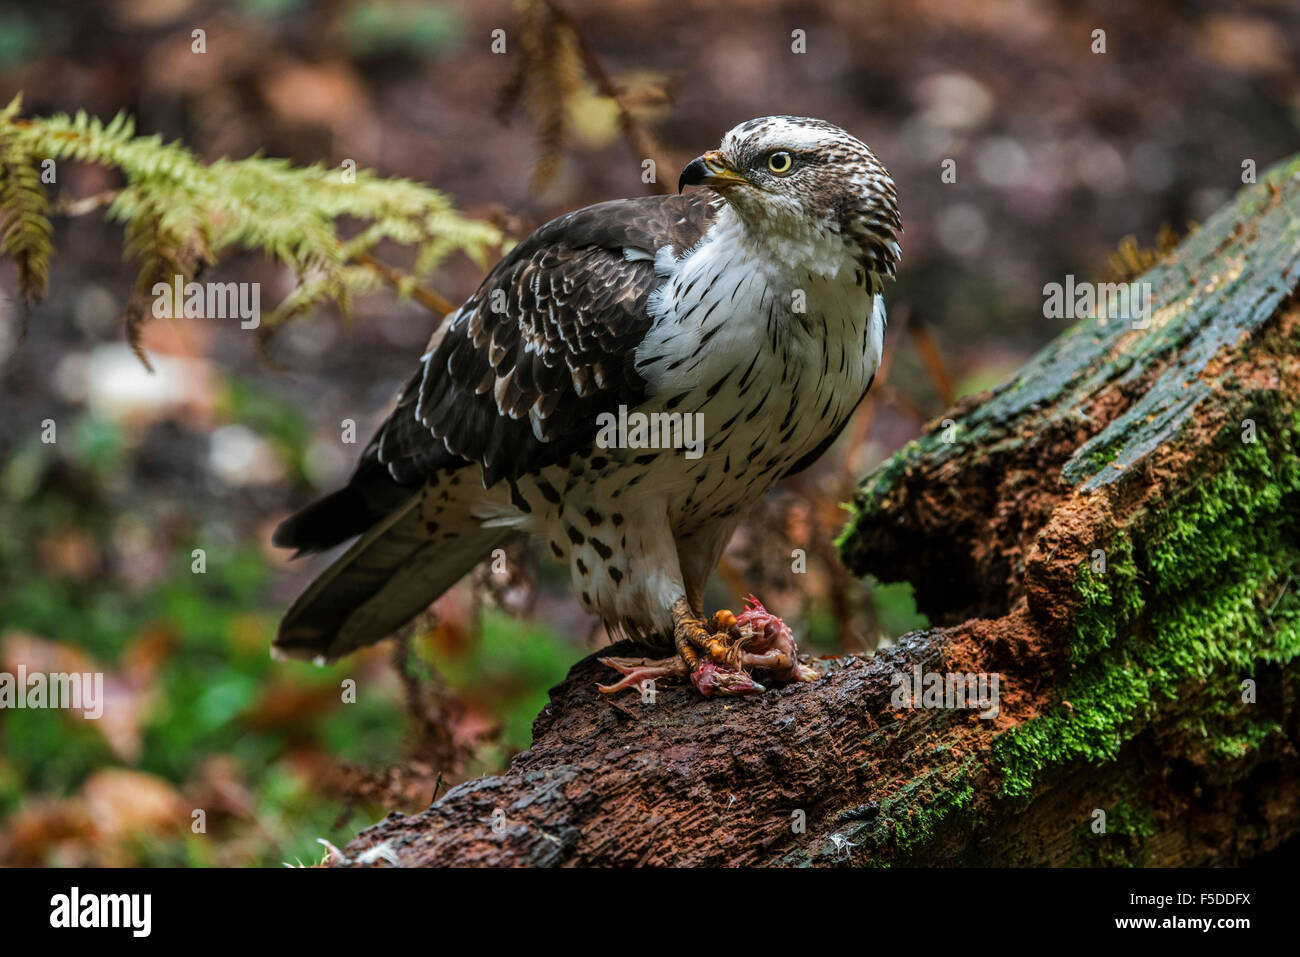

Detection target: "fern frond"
[0, 102, 504, 359]
[0, 112, 54, 307]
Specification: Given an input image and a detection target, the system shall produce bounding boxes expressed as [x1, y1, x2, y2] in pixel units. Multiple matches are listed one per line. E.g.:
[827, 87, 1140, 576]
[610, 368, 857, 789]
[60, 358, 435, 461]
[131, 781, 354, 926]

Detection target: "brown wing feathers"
[273, 193, 715, 551]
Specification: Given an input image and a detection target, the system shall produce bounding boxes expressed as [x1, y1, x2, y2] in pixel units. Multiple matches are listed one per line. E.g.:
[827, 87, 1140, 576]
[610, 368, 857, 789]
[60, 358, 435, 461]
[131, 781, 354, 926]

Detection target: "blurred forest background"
[0, 0, 1297, 866]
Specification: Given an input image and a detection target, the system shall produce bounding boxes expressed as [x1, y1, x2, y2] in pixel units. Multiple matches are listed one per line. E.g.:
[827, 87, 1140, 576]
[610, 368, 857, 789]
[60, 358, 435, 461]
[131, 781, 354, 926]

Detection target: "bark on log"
[339, 156, 1300, 867]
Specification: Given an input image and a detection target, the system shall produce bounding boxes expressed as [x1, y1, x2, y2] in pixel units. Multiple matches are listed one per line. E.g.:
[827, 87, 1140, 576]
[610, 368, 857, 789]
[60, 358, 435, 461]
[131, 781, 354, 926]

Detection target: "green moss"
[1076, 799, 1157, 867]
[849, 754, 977, 864]
[1080, 441, 1121, 474]
[1070, 534, 1142, 661]
[995, 406, 1300, 798]
[889, 761, 976, 855]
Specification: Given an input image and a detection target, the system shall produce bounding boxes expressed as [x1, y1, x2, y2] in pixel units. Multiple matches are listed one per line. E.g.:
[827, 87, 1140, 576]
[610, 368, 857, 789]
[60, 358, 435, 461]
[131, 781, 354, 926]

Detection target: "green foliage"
[0, 388, 580, 864]
[425, 607, 573, 755]
[344, 0, 464, 57]
[0, 94, 502, 345]
[0, 96, 53, 305]
[871, 580, 930, 638]
[218, 376, 312, 482]
[798, 579, 929, 652]
[0, 401, 411, 864]
[0, 8, 45, 68]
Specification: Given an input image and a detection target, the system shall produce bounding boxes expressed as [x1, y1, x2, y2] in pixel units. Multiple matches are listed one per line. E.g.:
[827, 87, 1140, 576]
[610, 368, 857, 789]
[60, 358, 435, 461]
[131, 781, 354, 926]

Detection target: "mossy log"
[337, 157, 1300, 867]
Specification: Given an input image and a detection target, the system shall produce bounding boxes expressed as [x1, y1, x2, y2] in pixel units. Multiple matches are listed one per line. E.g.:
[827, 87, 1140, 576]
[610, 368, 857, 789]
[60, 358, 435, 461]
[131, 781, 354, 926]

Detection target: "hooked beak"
[678, 150, 749, 193]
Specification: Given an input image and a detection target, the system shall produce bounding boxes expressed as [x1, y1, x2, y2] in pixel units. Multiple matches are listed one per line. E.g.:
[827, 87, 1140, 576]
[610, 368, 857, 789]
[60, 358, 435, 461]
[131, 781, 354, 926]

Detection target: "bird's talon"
[702, 634, 733, 664]
[601, 596, 818, 697]
[705, 609, 739, 635]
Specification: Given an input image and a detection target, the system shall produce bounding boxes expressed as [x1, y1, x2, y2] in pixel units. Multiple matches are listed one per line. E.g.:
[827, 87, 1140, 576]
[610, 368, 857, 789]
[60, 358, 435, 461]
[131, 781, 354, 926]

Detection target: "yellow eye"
[767, 151, 793, 174]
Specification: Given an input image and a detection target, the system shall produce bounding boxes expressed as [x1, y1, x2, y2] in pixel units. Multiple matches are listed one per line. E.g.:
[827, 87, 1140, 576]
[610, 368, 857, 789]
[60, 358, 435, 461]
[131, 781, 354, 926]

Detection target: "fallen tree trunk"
[339, 156, 1300, 867]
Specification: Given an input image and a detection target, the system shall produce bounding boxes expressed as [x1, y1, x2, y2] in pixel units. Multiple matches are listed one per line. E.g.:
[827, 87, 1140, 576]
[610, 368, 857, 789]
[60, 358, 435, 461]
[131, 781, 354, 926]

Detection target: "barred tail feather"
[274, 496, 505, 662]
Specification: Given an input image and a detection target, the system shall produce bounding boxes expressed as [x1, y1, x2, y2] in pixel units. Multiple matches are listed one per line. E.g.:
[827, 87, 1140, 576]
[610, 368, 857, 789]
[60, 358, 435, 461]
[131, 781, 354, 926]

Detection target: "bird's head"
[679, 115, 900, 280]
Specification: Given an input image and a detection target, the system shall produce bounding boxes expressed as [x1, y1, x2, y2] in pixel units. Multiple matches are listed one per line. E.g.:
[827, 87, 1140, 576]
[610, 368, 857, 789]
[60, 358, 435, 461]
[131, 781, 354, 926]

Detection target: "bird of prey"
[273, 115, 900, 696]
